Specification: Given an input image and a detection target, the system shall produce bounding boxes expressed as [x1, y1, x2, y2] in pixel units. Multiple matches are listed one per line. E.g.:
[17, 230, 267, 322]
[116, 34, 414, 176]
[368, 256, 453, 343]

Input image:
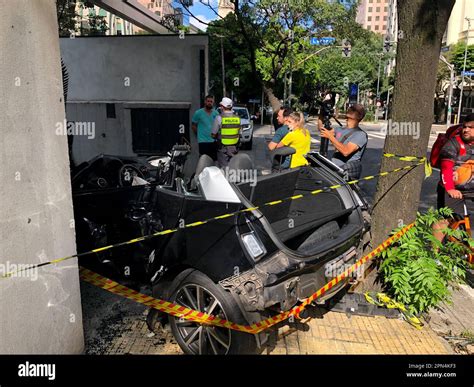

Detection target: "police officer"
[211, 97, 241, 167]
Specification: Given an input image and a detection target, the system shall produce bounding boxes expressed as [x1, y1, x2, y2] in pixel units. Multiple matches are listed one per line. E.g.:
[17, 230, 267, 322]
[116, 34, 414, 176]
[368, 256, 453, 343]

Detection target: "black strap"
[340, 128, 358, 144]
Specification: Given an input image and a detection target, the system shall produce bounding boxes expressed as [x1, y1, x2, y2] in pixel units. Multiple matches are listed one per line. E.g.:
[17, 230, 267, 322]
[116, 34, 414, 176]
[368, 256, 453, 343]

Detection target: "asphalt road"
[249, 119, 447, 212]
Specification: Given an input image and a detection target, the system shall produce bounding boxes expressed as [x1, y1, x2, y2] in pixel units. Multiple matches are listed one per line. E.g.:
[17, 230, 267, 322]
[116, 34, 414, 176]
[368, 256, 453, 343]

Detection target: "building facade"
[218, 0, 234, 19]
[60, 35, 209, 167]
[443, 0, 474, 46]
[75, 2, 137, 35]
[356, 0, 393, 35]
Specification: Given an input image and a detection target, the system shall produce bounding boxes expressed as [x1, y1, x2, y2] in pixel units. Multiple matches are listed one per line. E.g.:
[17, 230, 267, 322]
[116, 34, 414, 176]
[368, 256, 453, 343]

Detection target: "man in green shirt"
[192, 95, 219, 160]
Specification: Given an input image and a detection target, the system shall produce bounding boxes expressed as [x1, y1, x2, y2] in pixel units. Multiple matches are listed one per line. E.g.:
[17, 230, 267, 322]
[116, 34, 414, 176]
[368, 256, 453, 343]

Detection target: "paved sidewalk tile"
[100, 308, 452, 355]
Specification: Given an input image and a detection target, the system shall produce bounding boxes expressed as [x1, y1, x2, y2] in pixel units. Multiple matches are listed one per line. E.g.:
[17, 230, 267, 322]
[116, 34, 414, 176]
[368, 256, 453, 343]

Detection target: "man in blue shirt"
[268, 106, 293, 169]
[319, 104, 368, 179]
[192, 95, 219, 160]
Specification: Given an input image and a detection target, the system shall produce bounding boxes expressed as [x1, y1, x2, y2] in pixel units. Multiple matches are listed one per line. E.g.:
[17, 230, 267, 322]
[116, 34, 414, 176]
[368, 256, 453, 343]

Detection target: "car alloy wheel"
[173, 283, 231, 355]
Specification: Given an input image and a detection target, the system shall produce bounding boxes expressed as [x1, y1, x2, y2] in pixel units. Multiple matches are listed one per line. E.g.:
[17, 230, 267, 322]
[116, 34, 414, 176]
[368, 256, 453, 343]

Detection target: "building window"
[384, 6, 388, 11]
[155, 10, 161, 16]
[375, 25, 379, 30]
[384, 16, 388, 21]
[367, 25, 371, 30]
[376, 7, 380, 12]
[383, 25, 387, 31]
[368, 16, 372, 21]
[375, 16, 380, 21]
[368, 7, 372, 12]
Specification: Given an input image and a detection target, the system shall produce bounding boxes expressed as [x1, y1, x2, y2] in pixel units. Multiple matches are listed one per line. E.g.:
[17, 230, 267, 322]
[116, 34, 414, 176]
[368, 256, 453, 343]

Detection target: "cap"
[219, 97, 233, 108]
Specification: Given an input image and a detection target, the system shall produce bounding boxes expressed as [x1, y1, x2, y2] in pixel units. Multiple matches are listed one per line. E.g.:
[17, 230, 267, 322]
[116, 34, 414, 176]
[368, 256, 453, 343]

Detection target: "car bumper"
[240, 131, 252, 142]
[219, 243, 360, 313]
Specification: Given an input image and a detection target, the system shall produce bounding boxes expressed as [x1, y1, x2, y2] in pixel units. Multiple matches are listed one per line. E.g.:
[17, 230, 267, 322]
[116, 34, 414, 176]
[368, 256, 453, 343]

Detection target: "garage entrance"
[131, 108, 190, 155]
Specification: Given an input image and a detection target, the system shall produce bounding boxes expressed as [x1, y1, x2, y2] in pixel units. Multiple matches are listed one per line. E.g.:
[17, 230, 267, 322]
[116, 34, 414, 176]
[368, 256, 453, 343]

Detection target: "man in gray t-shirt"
[319, 104, 368, 179]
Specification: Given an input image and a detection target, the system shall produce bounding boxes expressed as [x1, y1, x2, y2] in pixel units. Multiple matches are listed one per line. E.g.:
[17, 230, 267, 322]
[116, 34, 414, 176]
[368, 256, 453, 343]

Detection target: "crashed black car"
[72, 145, 371, 355]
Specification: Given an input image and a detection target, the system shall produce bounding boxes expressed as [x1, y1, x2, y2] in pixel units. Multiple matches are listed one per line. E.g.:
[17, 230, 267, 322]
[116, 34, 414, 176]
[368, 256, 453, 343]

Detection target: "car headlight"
[242, 125, 251, 131]
[241, 232, 266, 260]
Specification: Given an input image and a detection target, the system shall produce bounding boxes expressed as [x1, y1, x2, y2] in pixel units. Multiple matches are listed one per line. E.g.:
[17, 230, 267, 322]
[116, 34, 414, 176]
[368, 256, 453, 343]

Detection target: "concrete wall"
[0, 0, 84, 353]
[60, 34, 208, 164]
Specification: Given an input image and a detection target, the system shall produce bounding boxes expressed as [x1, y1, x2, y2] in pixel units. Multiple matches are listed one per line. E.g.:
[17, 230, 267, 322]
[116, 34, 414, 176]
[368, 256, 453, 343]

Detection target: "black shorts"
[436, 184, 469, 216]
[198, 142, 217, 161]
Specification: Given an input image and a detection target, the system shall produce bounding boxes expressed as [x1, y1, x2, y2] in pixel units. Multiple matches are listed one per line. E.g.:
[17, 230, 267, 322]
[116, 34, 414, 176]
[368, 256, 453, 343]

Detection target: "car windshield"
[233, 108, 249, 120]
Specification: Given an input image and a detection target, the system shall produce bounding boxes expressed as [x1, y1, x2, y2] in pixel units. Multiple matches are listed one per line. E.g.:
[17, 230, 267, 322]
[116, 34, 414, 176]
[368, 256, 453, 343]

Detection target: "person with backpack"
[433, 114, 474, 243]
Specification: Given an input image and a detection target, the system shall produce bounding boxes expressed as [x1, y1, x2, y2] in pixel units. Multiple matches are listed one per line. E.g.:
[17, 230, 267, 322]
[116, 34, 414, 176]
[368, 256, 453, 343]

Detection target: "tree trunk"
[372, 0, 455, 243]
[263, 84, 281, 112]
[361, 0, 455, 290]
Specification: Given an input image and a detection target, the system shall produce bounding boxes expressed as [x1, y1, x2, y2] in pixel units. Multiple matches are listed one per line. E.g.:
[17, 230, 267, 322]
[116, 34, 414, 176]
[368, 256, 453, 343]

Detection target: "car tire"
[246, 138, 253, 150]
[168, 270, 258, 355]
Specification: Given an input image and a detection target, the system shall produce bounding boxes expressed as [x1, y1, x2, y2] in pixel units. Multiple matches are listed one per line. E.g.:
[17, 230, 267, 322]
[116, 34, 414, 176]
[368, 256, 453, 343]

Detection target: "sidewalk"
[92, 292, 452, 355]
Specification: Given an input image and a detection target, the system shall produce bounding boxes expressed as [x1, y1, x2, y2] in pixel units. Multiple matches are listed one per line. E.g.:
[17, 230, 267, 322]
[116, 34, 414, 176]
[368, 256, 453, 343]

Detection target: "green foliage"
[207, 0, 388, 107]
[379, 208, 470, 315]
[57, 0, 78, 37]
[207, 14, 261, 102]
[364, 110, 375, 122]
[56, 0, 109, 36]
[448, 42, 474, 75]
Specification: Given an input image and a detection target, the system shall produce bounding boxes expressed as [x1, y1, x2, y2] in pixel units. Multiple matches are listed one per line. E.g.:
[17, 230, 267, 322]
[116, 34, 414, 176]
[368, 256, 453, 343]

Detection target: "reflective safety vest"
[220, 115, 241, 146]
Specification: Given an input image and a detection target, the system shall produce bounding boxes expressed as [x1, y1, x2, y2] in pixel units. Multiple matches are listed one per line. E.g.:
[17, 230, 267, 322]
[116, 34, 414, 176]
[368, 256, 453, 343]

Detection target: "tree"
[57, 0, 78, 37]
[207, 15, 262, 103]
[365, 0, 456, 290]
[56, 0, 109, 37]
[449, 42, 474, 74]
[179, 0, 371, 111]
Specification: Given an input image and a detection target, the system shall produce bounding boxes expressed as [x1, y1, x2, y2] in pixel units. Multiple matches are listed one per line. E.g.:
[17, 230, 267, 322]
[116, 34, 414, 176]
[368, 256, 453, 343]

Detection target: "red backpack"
[430, 124, 463, 168]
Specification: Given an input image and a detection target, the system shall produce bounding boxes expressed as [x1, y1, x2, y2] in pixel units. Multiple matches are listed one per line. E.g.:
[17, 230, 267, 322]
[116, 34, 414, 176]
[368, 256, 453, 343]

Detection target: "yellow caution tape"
[1, 162, 424, 280]
[383, 153, 426, 162]
[80, 223, 415, 335]
[383, 153, 432, 178]
[364, 292, 424, 330]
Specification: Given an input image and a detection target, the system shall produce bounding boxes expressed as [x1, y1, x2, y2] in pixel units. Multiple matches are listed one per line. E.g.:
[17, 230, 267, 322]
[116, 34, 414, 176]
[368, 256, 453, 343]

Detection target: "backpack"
[429, 124, 463, 168]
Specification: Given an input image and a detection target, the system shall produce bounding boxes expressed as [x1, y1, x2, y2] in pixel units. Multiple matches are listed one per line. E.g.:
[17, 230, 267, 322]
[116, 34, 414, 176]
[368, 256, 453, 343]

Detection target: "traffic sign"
[349, 83, 358, 104]
[310, 37, 336, 46]
[462, 71, 474, 77]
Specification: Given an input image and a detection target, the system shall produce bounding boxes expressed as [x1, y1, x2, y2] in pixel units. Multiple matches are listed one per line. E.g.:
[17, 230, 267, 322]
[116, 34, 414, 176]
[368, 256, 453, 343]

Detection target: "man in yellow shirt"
[276, 111, 311, 168]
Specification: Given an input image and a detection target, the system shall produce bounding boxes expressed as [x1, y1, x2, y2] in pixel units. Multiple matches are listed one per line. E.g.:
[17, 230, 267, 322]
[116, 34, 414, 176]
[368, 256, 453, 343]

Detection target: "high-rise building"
[75, 3, 136, 36]
[443, 0, 474, 46]
[356, 0, 393, 35]
[218, 0, 234, 19]
[172, 0, 193, 26]
[136, 0, 193, 30]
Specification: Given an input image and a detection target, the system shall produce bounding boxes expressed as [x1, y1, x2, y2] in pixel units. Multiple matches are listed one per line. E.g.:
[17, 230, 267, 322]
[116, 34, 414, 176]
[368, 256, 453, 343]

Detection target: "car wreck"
[72, 145, 371, 355]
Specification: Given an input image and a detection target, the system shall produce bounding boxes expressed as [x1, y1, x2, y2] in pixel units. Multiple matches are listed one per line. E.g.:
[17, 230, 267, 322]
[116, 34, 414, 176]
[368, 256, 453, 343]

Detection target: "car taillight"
[241, 232, 266, 260]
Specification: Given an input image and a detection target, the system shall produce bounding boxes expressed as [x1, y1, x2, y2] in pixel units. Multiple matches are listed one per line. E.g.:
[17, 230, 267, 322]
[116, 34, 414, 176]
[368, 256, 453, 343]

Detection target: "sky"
[185, 0, 219, 31]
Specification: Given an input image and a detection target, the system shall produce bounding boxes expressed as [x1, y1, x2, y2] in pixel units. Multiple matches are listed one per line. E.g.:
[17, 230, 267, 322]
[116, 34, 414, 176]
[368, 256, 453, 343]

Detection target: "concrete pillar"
[0, 0, 84, 353]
